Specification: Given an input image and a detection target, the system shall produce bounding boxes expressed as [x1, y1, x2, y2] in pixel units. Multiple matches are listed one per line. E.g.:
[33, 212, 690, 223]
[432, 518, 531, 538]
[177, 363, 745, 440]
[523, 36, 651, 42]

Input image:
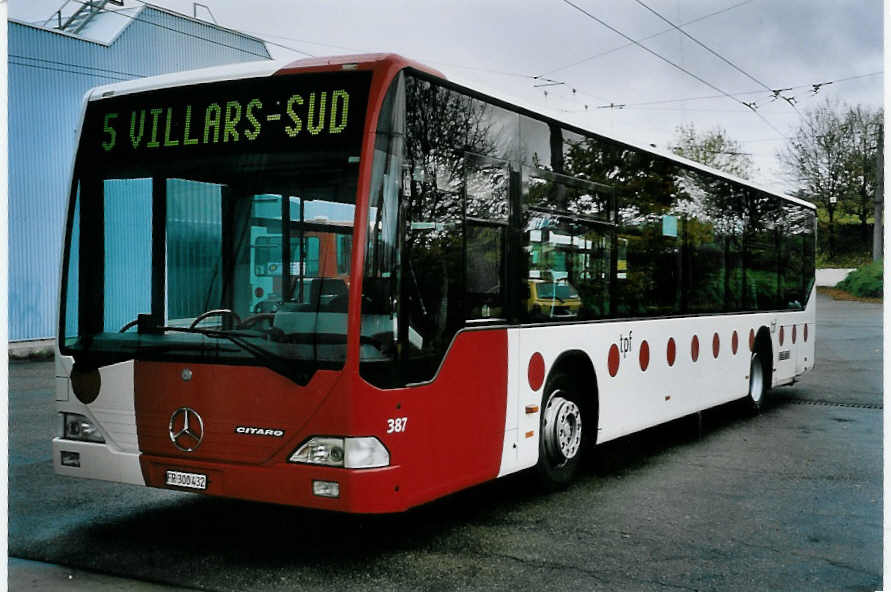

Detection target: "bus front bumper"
[139, 454, 408, 514]
[52, 437, 145, 485]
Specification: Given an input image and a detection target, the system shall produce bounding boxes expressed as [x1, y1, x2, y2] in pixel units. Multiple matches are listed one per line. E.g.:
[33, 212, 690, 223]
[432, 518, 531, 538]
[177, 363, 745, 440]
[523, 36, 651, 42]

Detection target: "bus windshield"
[536, 282, 579, 300]
[60, 71, 371, 381]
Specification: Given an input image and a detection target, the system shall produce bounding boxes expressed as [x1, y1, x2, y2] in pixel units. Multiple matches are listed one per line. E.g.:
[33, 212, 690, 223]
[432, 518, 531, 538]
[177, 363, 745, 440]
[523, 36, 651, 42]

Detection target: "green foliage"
[816, 251, 872, 269]
[670, 123, 754, 179]
[779, 100, 882, 259]
[816, 209, 863, 224]
[836, 260, 883, 298]
[816, 221, 875, 267]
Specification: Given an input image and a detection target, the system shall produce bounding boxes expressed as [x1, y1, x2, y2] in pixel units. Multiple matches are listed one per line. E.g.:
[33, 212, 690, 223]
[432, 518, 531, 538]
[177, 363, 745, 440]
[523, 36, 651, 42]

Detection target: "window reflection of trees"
[558, 135, 813, 316]
[562, 136, 683, 316]
[677, 171, 744, 313]
[397, 76, 504, 383]
[362, 72, 817, 388]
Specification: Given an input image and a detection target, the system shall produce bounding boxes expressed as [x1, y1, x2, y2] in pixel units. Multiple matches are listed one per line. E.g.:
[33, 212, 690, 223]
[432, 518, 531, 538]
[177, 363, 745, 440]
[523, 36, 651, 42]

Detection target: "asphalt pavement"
[8, 292, 882, 591]
[8, 558, 192, 591]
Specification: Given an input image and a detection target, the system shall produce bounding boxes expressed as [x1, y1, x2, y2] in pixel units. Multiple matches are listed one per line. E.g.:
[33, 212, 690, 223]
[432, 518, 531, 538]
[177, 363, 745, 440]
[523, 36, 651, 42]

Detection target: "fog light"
[312, 480, 340, 498]
[60, 451, 80, 467]
[62, 413, 105, 443]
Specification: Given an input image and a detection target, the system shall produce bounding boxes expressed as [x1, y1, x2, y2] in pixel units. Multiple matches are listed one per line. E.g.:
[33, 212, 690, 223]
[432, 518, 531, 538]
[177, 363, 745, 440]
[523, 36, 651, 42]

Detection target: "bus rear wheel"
[748, 351, 766, 412]
[536, 373, 585, 489]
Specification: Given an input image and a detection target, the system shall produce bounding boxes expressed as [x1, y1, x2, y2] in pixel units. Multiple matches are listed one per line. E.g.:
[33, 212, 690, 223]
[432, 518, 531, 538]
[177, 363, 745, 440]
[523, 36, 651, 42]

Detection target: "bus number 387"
[387, 417, 408, 434]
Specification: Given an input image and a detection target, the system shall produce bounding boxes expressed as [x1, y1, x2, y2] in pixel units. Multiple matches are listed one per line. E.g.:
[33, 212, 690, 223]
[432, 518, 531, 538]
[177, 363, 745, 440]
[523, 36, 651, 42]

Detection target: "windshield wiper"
[157, 326, 308, 382]
[159, 326, 270, 358]
[136, 341, 240, 353]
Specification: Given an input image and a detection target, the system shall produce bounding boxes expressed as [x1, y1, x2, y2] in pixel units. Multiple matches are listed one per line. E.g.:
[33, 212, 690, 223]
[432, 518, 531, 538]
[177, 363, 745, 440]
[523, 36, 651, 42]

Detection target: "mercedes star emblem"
[169, 407, 205, 452]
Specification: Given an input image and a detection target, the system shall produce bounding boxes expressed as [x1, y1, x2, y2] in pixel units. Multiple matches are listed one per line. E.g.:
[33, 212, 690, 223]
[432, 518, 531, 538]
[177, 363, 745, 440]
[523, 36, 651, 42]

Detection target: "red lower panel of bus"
[134, 329, 509, 513]
[141, 456, 403, 512]
[133, 362, 341, 465]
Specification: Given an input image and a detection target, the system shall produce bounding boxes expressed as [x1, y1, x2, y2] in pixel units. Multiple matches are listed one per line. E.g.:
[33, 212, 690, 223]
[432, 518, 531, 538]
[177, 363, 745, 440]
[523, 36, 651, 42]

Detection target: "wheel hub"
[543, 393, 582, 463]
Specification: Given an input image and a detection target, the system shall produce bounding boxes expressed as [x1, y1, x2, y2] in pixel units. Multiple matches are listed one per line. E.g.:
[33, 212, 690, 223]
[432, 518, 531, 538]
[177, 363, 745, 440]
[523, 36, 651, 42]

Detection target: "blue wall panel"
[9, 8, 271, 340]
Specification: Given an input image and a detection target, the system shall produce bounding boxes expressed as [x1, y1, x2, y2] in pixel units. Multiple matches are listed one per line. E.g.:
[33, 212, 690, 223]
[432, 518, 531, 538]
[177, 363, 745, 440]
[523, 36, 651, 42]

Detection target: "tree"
[779, 99, 882, 258]
[778, 99, 848, 257]
[839, 105, 882, 243]
[670, 123, 755, 180]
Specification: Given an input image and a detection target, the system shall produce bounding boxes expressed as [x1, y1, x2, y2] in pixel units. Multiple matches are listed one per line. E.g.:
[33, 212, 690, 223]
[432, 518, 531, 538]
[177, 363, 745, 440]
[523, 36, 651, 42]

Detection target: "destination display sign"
[82, 71, 372, 164]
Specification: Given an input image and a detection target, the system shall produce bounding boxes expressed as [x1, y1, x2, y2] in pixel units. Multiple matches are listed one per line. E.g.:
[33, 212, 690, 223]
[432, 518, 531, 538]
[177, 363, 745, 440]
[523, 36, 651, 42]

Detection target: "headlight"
[61, 413, 105, 443]
[289, 436, 344, 466]
[289, 436, 390, 469]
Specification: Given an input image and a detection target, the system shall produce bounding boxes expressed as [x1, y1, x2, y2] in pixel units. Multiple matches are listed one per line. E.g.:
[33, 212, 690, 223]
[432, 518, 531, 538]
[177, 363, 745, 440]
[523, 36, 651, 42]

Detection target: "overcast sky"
[13, 0, 884, 192]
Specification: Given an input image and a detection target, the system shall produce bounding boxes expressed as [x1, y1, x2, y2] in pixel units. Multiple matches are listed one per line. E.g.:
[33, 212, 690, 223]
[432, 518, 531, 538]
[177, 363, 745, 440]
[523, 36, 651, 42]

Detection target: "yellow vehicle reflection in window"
[528, 278, 581, 320]
[617, 237, 628, 280]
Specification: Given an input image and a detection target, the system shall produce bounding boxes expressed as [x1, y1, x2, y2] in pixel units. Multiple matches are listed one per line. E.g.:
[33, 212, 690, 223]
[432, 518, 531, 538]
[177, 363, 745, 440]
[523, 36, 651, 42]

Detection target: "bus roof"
[84, 53, 814, 211]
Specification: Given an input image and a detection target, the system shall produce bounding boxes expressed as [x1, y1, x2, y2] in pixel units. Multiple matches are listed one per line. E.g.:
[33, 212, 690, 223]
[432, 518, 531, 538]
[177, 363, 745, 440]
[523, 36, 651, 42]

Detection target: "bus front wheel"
[536, 373, 585, 489]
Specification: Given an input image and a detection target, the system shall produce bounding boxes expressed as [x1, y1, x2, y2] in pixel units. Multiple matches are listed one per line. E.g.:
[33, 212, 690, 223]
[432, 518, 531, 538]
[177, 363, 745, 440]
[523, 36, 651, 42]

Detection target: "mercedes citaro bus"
[55, 54, 816, 513]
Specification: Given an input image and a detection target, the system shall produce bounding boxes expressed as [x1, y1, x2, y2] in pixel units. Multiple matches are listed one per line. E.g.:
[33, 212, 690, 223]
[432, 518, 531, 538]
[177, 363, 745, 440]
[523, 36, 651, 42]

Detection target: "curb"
[814, 268, 855, 287]
[9, 339, 55, 361]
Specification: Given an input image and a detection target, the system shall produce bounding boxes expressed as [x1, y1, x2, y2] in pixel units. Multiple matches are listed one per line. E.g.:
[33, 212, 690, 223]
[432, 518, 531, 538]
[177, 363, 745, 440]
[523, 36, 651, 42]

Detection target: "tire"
[748, 351, 767, 412]
[536, 373, 586, 489]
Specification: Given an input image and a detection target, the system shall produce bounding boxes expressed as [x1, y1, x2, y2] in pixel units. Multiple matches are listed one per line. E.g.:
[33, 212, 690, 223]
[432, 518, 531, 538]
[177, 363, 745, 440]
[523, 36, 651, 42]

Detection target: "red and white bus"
[55, 54, 816, 513]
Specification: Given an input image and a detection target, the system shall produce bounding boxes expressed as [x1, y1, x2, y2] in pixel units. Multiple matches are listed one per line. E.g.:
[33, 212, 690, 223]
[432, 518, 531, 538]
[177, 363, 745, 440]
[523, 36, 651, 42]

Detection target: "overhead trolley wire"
[631, 0, 803, 117]
[538, 0, 752, 78]
[247, 26, 610, 101]
[558, 0, 787, 138]
[9, 59, 132, 81]
[240, 22, 880, 120]
[591, 70, 883, 109]
[241, 30, 359, 55]
[11, 54, 146, 79]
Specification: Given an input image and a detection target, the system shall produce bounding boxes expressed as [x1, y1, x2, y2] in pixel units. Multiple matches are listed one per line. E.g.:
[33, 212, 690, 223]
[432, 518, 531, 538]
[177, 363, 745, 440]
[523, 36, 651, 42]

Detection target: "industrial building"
[9, 0, 272, 342]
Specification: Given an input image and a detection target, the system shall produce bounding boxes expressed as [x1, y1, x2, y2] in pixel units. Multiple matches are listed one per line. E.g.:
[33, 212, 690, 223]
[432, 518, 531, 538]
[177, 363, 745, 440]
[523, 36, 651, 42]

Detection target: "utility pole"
[873, 124, 883, 261]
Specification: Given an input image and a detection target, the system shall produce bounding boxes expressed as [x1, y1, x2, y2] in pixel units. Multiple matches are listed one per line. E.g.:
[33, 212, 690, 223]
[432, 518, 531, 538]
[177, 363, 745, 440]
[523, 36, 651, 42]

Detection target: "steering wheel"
[189, 309, 242, 329]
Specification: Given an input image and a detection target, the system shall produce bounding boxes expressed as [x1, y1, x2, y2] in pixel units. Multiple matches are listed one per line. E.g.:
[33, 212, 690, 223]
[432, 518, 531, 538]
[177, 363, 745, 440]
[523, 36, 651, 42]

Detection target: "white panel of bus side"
[56, 354, 73, 402]
[52, 439, 144, 485]
[796, 286, 817, 376]
[497, 329, 521, 477]
[54, 359, 144, 485]
[497, 303, 816, 478]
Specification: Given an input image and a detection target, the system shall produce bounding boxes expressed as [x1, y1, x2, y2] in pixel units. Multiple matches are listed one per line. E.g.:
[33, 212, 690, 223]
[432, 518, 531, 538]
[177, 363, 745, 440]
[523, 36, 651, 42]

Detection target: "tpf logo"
[618, 330, 633, 358]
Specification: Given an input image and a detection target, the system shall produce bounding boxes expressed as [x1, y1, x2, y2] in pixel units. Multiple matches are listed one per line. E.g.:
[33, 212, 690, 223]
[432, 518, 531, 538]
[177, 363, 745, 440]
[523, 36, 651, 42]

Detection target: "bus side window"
[465, 153, 510, 321]
[522, 166, 613, 322]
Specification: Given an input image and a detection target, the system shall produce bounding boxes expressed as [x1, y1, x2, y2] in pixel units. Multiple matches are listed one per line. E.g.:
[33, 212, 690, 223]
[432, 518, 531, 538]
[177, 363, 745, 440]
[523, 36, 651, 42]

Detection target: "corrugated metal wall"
[9, 7, 271, 340]
[166, 179, 224, 320]
[102, 178, 152, 332]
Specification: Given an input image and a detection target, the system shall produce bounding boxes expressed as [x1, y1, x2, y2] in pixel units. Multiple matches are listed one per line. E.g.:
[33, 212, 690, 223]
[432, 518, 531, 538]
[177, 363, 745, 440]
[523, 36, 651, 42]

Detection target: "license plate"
[165, 470, 207, 490]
